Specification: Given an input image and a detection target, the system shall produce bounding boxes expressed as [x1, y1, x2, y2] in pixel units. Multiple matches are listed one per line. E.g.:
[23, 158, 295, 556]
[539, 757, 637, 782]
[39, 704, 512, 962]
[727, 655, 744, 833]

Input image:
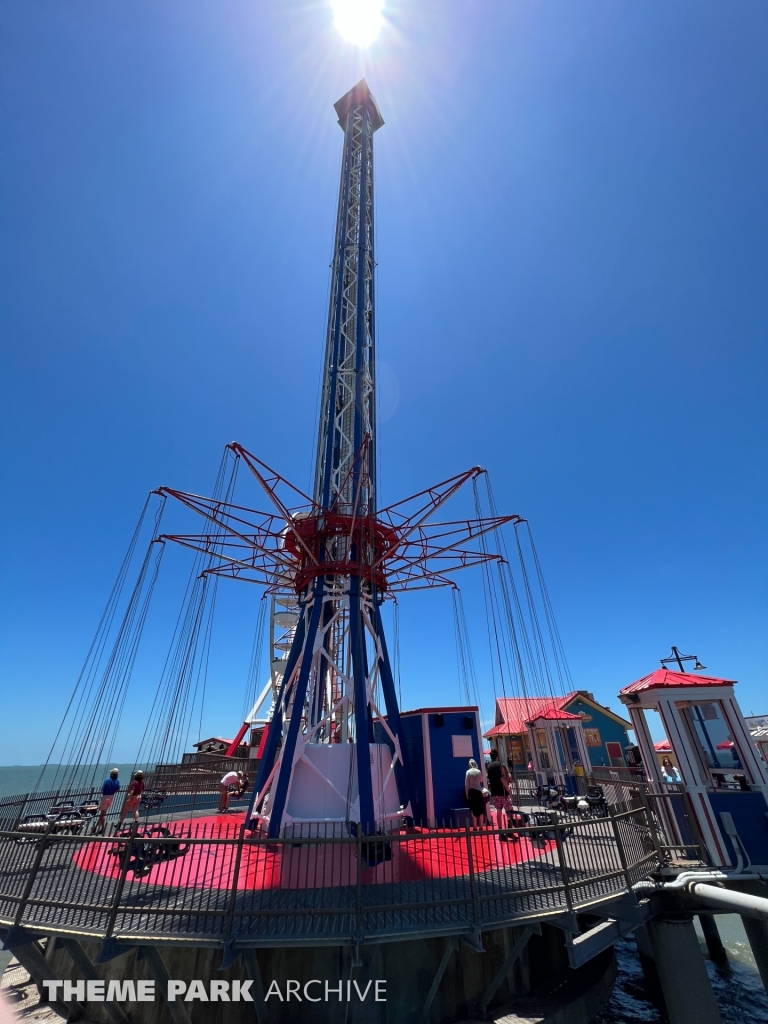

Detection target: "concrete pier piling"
[633, 924, 665, 1007]
[698, 914, 729, 968]
[741, 916, 768, 996]
[646, 914, 723, 1024]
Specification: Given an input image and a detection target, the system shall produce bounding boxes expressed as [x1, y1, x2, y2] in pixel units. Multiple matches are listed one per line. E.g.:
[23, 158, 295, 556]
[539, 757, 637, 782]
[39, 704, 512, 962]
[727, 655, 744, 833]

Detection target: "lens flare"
[330, 0, 384, 47]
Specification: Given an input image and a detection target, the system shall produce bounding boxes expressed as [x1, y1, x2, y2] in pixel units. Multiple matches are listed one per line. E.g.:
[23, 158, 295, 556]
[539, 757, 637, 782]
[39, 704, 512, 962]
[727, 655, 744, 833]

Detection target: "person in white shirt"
[464, 759, 487, 825]
[218, 770, 243, 813]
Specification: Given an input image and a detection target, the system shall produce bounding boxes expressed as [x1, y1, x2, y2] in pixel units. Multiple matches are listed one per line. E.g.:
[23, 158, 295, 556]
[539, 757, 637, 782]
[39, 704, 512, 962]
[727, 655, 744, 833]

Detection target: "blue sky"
[1, 1, 766, 764]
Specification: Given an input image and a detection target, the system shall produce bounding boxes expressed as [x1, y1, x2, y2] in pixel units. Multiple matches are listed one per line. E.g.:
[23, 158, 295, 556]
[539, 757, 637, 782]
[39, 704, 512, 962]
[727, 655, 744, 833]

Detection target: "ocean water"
[593, 916, 768, 1024]
[0, 764, 146, 800]
[0, 768, 766, 1020]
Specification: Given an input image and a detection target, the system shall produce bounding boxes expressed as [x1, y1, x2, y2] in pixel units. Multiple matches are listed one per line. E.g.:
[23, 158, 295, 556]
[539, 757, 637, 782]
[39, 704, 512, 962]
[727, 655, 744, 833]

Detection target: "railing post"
[11, 794, 30, 832]
[553, 817, 573, 913]
[465, 823, 479, 926]
[355, 828, 363, 942]
[680, 789, 710, 863]
[225, 827, 246, 943]
[13, 821, 54, 928]
[608, 805, 633, 891]
[104, 823, 137, 942]
[637, 784, 664, 865]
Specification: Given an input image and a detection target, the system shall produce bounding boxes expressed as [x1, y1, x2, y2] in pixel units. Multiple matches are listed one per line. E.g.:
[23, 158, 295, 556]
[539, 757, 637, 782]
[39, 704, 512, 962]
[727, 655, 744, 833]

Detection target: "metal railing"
[506, 770, 539, 806]
[0, 789, 101, 833]
[0, 773, 256, 834]
[0, 804, 662, 949]
[585, 772, 706, 865]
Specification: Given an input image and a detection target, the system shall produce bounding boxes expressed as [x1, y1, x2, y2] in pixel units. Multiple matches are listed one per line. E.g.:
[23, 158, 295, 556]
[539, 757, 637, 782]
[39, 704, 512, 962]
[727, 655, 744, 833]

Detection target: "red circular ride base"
[73, 814, 555, 892]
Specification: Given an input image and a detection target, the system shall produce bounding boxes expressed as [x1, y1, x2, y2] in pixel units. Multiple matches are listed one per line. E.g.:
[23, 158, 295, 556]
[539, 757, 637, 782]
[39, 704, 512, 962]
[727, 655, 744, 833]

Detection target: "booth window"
[679, 701, 745, 786]
[509, 736, 525, 765]
[553, 729, 567, 768]
[565, 728, 581, 765]
[535, 729, 552, 770]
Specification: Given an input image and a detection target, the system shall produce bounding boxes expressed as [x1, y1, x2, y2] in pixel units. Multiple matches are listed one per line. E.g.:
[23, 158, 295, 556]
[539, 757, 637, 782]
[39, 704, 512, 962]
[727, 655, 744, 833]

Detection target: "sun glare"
[330, 0, 384, 47]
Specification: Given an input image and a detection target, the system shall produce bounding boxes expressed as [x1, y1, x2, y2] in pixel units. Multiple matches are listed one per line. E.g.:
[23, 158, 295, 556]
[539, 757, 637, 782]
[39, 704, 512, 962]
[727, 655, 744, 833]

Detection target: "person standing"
[464, 759, 486, 826]
[218, 770, 243, 813]
[487, 749, 513, 828]
[95, 769, 120, 833]
[119, 771, 145, 824]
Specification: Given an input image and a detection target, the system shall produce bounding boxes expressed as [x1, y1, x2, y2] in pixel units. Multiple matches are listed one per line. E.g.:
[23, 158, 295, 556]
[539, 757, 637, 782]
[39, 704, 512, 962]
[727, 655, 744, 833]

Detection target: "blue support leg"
[373, 602, 411, 814]
[266, 584, 326, 837]
[245, 609, 308, 823]
[350, 579, 375, 833]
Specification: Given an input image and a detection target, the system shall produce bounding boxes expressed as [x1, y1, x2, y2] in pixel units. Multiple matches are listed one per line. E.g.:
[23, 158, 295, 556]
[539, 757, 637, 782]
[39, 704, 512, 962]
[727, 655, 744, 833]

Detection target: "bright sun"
[330, 0, 384, 47]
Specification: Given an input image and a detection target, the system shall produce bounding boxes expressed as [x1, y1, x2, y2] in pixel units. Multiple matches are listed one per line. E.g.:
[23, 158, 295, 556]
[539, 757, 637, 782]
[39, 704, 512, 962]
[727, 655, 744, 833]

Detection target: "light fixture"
[694, 661, 706, 671]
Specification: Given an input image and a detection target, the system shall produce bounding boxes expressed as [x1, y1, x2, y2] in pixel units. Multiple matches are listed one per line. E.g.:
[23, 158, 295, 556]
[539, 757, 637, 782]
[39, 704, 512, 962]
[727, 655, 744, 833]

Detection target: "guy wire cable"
[34, 491, 156, 795]
[95, 537, 166, 782]
[134, 445, 240, 773]
[513, 522, 556, 699]
[526, 521, 574, 691]
[56, 493, 167, 793]
[472, 474, 507, 701]
[239, 595, 269, 728]
[484, 471, 559, 702]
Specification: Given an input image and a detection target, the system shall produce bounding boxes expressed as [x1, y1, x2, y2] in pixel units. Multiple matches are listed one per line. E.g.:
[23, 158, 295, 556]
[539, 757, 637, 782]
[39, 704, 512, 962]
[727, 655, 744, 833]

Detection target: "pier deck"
[0, 804, 660, 949]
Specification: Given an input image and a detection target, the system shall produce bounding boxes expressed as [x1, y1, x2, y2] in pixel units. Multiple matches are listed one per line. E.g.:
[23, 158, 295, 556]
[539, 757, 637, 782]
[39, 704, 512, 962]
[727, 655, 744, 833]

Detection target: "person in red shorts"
[487, 749, 514, 829]
[95, 768, 120, 833]
[119, 770, 145, 824]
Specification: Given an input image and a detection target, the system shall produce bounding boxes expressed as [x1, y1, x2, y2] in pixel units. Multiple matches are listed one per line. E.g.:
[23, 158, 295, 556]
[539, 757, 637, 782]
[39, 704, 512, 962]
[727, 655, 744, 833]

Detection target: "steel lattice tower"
[254, 81, 405, 837]
[314, 82, 380, 513]
[158, 81, 520, 838]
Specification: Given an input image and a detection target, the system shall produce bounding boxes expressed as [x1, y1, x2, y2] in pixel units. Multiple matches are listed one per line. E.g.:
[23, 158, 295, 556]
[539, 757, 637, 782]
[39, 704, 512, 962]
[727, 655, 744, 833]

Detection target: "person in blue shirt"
[96, 769, 120, 833]
[661, 757, 682, 784]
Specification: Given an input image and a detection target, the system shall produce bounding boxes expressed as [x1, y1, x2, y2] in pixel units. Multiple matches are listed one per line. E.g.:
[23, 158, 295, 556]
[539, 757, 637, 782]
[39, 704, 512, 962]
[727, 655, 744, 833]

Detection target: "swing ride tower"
[252, 80, 401, 837]
[237, 80, 518, 838]
[153, 81, 519, 838]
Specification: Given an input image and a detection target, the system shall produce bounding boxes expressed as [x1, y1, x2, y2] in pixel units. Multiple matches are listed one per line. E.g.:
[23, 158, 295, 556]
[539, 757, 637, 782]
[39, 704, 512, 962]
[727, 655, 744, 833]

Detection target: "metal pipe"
[688, 881, 768, 921]
[635, 869, 768, 891]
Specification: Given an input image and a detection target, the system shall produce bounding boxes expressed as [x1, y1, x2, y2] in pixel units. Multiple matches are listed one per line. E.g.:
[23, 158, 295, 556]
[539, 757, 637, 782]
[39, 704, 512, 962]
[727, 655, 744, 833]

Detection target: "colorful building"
[484, 691, 633, 769]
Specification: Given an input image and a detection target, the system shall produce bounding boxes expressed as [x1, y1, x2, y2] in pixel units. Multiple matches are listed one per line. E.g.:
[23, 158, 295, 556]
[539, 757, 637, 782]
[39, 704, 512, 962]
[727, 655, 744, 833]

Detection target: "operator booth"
[618, 669, 768, 869]
[525, 708, 592, 793]
[393, 707, 485, 826]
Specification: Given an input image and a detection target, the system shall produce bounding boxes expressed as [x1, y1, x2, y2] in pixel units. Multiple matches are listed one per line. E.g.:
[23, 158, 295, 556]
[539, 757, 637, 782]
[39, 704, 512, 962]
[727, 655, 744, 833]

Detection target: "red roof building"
[484, 691, 632, 769]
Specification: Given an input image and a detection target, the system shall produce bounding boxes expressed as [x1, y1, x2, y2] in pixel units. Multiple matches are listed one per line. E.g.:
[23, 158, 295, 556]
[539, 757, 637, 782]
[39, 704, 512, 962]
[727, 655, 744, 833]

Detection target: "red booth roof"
[620, 668, 736, 696]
